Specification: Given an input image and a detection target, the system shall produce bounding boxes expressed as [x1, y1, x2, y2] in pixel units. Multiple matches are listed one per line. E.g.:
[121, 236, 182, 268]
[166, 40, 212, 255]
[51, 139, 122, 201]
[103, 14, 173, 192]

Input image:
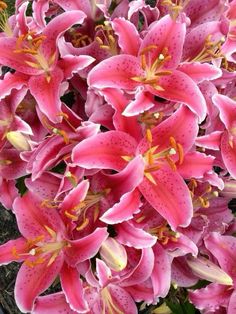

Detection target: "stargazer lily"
[0, 191, 108, 313]
[88, 14, 207, 121]
[72, 105, 212, 230]
[0, 9, 95, 122]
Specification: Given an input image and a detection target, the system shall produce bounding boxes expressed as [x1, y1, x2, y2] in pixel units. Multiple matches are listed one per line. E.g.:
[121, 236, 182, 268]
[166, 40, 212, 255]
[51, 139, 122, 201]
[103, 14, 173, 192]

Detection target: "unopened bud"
[6, 131, 30, 151]
[220, 180, 236, 198]
[100, 237, 127, 272]
[187, 256, 233, 285]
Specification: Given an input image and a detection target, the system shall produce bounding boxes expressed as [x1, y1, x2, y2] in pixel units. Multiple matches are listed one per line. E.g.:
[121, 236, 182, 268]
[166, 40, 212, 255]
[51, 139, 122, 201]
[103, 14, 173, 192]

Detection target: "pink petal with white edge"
[13, 191, 65, 239]
[88, 54, 141, 90]
[195, 131, 222, 150]
[33, 292, 77, 314]
[61, 180, 89, 212]
[72, 130, 137, 171]
[177, 151, 215, 179]
[221, 131, 236, 179]
[60, 263, 88, 312]
[58, 55, 95, 79]
[204, 232, 236, 285]
[165, 233, 198, 257]
[139, 168, 193, 230]
[96, 258, 113, 288]
[93, 155, 145, 200]
[41, 10, 86, 61]
[189, 283, 232, 312]
[178, 62, 222, 83]
[29, 67, 64, 123]
[15, 255, 64, 313]
[121, 248, 154, 286]
[65, 228, 108, 267]
[151, 242, 171, 298]
[140, 14, 186, 69]
[107, 284, 138, 314]
[152, 70, 206, 122]
[212, 94, 236, 130]
[123, 89, 155, 116]
[100, 188, 142, 224]
[115, 221, 157, 249]
[0, 72, 29, 100]
[112, 18, 141, 56]
[0, 237, 28, 265]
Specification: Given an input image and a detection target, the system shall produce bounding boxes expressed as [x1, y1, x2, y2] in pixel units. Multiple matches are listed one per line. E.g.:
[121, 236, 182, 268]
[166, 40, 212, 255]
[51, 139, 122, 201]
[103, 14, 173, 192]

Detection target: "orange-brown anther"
[177, 143, 184, 164]
[94, 22, 117, 55]
[161, 0, 190, 20]
[149, 223, 179, 245]
[165, 154, 177, 171]
[14, 33, 46, 55]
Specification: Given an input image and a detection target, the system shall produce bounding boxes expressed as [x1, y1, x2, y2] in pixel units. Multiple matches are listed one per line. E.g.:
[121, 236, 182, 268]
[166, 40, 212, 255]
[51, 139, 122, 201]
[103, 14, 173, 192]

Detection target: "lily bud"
[99, 237, 127, 272]
[220, 180, 236, 198]
[6, 131, 30, 151]
[152, 303, 172, 314]
[186, 256, 233, 285]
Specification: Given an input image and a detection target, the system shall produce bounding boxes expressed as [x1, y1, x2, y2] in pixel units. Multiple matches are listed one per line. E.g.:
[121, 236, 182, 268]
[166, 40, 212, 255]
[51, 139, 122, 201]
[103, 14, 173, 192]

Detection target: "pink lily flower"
[88, 14, 207, 121]
[0, 191, 108, 313]
[72, 105, 199, 229]
[0, 10, 95, 122]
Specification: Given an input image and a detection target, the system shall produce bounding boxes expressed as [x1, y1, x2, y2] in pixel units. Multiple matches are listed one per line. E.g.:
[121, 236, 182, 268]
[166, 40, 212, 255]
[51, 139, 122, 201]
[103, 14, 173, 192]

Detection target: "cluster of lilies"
[0, 0, 236, 313]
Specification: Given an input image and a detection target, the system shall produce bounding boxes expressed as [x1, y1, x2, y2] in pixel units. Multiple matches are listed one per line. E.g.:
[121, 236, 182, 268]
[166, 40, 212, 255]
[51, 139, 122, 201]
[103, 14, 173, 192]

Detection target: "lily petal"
[60, 263, 88, 312]
[65, 228, 108, 267]
[100, 189, 142, 224]
[29, 67, 64, 123]
[72, 130, 137, 171]
[0, 237, 28, 265]
[116, 221, 157, 249]
[151, 70, 206, 122]
[15, 255, 64, 313]
[33, 292, 77, 314]
[139, 168, 193, 230]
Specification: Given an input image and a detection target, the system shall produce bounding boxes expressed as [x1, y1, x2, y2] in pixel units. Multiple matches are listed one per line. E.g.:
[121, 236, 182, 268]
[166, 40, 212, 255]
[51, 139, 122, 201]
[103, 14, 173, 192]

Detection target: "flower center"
[132, 45, 172, 90]
[161, 0, 190, 20]
[188, 179, 218, 209]
[64, 189, 110, 231]
[149, 222, 180, 245]
[14, 32, 55, 74]
[143, 129, 184, 184]
[189, 34, 225, 63]
[95, 22, 118, 55]
[12, 225, 67, 267]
